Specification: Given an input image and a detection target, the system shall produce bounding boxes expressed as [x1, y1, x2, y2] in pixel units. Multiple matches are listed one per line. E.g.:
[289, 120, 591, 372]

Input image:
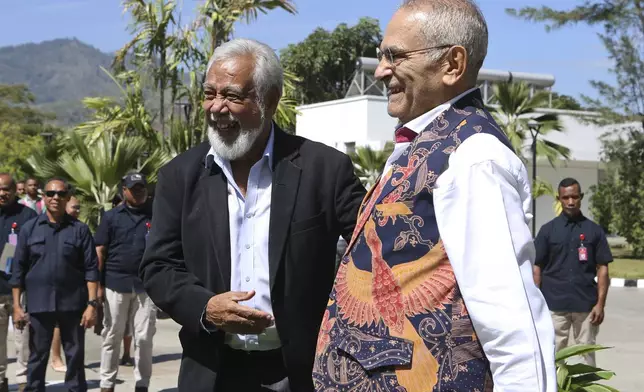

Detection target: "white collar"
[402, 87, 478, 133]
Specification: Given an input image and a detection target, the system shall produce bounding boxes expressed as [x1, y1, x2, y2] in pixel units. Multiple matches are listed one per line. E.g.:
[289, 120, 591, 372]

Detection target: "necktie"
[394, 126, 418, 143]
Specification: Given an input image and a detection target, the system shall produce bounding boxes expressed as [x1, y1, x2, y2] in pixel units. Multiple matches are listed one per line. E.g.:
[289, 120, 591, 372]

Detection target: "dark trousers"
[215, 346, 290, 392]
[26, 311, 86, 392]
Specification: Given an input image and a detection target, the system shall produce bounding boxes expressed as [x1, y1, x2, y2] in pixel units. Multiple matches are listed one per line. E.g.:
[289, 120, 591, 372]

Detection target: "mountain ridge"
[0, 38, 122, 126]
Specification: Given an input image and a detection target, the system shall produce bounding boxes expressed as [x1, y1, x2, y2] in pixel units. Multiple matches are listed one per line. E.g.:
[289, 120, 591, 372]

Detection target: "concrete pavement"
[4, 287, 643, 391]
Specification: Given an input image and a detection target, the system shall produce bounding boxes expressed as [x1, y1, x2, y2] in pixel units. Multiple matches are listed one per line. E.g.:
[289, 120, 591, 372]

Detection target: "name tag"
[578, 245, 588, 263]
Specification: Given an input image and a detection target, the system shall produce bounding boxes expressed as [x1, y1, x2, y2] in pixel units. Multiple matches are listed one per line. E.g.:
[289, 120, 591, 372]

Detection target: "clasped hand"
[204, 290, 273, 334]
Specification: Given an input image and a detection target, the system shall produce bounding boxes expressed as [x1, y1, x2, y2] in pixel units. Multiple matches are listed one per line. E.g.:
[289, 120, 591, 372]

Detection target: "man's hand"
[204, 290, 273, 334]
[80, 305, 97, 329]
[12, 306, 28, 330]
[589, 304, 605, 325]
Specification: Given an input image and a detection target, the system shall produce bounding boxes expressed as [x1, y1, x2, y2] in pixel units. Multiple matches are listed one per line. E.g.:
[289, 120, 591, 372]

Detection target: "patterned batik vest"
[313, 89, 514, 392]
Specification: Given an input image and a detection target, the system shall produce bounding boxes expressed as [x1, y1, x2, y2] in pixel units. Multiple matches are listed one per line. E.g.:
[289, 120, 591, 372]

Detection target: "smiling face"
[374, 8, 449, 124]
[202, 55, 268, 161]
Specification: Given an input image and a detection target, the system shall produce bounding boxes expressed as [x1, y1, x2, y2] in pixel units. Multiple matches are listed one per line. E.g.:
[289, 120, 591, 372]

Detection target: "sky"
[1, 0, 612, 101]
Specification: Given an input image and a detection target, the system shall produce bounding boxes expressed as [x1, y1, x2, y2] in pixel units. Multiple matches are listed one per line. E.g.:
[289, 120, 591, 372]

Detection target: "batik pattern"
[313, 90, 512, 392]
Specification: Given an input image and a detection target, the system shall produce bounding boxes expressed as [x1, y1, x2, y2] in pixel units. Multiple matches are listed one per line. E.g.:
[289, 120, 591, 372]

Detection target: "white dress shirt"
[385, 92, 557, 391]
[207, 127, 281, 351]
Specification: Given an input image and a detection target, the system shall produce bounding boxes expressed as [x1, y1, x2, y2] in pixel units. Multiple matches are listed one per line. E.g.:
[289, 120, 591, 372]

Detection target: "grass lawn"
[610, 247, 644, 279]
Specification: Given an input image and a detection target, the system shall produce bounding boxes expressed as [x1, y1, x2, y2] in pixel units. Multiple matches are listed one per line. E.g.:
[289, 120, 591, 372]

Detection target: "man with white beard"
[139, 38, 366, 392]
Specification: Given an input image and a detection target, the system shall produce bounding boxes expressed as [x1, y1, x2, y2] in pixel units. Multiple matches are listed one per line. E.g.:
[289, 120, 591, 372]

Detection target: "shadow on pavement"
[86, 352, 182, 369]
[9, 380, 100, 391]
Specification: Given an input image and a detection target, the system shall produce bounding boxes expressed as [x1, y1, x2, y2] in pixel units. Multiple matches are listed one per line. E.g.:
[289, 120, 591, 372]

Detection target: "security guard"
[0, 174, 36, 392]
[534, 177, 613, 366]
[96, 173, 155, 392]
[10, 178, 99, 392]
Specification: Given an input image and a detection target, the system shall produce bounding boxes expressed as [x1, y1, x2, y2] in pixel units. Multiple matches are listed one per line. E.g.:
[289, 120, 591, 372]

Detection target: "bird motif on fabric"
[334, 217, 456, 391]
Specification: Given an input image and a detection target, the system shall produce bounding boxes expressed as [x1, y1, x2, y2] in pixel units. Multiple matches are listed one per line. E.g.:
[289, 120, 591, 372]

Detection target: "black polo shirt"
[94, 204, 151, 293]
[0, 202, 37, 295]
[9, 214, 99, 314]
[534, 213, 613, 313]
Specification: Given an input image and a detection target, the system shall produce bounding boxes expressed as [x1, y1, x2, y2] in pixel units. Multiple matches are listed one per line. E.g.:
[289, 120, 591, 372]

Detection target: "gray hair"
[401, 0, 488, 83]
[206, 38, 283, 108]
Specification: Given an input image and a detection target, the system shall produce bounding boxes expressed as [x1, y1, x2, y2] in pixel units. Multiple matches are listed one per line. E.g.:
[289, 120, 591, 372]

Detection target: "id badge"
[578, 245, 588, 263]
[8, 233, 17, 246]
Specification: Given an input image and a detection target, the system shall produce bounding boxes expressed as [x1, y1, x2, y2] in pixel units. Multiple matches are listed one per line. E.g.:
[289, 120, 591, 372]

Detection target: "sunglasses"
[45, 190, 69, 198]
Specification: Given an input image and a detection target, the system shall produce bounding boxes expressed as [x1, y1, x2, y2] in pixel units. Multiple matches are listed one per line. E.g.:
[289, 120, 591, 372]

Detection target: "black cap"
[123, 173, 147, 188]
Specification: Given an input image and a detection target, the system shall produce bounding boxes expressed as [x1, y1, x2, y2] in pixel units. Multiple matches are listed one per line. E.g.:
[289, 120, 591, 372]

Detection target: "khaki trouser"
[551, 311, 599, 366]
[0, 294, 29, 384]
[0, 295, 10, 381]
[100, 288, 156, 388]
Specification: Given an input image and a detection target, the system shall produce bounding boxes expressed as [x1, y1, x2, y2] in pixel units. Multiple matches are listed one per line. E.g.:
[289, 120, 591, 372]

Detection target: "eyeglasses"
[376, 44, 454, 66]
[45, 190, 68, 198]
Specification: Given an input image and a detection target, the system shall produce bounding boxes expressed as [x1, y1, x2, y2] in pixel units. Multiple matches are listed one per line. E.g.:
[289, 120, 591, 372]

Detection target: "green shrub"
[556, 344, 618, 391]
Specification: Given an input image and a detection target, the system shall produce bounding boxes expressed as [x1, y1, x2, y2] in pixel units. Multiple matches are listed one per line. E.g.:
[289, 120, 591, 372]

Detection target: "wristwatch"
[88, 299, 99, 308]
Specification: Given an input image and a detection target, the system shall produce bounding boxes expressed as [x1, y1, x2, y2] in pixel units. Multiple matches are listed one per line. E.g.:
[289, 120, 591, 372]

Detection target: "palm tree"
[75, 68, 157, 144]
[164, 119, 206, 157]
[489, 82, 571, 232]
[533, 179, 563, 216]
[488, 82, 571, 165]
[197, 0, 297, 56]
[114, 0, 177, 137]
[26, 131, 171, 230]
[348, 142, 394, 188]
[275, 70, 300, 132]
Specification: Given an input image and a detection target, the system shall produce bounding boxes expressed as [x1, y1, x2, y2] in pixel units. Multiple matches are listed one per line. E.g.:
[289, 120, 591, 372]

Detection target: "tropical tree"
[489, 82, 571, 166]
[75, 68, 157, 144]
[280, 17, 382, 104]
[533, 179, 563, 216]
[0, 84, 61, 178]
[114, 0, 177, 136]
[590, 128, 644, 256]
[163, 119, 206, 158]
[275, 70, 300, 132]
[507, 1, 644, 125]
[26, 130, 170, 230]
[197, 0, 297, 56]
[348, 142, 394, 188]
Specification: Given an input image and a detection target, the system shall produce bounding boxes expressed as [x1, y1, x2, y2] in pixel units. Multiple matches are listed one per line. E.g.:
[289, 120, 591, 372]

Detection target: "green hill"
[0, 38, 121, 126]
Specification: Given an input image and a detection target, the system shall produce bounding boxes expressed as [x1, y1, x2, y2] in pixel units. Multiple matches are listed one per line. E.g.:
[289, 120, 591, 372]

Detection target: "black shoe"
[0, 378, 8, 392]
[120, 355, 135, 366]
[134, 388, 148, 392]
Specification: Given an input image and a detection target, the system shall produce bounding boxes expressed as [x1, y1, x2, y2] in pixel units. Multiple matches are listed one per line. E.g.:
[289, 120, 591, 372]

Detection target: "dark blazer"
[140, 127, 366, 392]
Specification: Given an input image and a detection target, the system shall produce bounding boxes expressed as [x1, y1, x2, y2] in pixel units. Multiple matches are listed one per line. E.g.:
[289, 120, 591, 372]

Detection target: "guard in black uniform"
[10, 178, 99, 392]
[96, 173, 155, 392]
[0, 173, 36, 392]
[534, 177, 612, 366]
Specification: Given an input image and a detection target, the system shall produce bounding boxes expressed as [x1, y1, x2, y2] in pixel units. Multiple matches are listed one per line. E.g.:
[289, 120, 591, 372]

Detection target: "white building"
[295, 57, 614, 232]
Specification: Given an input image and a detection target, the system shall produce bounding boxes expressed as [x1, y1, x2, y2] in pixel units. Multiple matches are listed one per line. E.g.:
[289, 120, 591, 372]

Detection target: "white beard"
[207, 111, 266, 161]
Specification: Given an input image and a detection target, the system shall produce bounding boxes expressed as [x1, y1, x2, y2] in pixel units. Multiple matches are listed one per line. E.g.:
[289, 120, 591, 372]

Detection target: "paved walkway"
[5, 287, 643, 391]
